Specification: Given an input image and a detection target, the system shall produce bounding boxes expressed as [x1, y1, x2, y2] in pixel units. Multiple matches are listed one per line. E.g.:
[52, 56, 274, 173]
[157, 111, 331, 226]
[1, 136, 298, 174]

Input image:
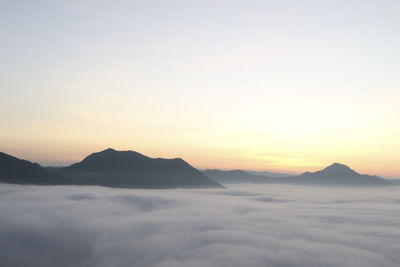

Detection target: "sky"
[1, 0, 400, 177]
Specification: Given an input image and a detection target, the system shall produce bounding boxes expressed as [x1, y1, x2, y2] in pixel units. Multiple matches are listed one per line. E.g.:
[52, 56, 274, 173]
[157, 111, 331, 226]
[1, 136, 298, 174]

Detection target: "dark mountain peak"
[94, 148, 145, 157]
[103, 148, 116, 153]
[294, 162, 391, 186]
[320, 163, 357, 175]
[71, 148, 149, 171]
[326, 162, 351, 169]
[57, 149, 223, 188]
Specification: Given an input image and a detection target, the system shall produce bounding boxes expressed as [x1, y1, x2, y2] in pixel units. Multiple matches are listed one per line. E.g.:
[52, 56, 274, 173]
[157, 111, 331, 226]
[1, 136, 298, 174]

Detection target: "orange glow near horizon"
[2, 138, 400, 178]
[1, 1, 400, 178]
[1, 89, 400, 178]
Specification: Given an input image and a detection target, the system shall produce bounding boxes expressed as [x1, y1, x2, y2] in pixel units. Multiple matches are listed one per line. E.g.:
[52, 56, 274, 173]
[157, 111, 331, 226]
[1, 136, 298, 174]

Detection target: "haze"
[1, 0, 400, 177]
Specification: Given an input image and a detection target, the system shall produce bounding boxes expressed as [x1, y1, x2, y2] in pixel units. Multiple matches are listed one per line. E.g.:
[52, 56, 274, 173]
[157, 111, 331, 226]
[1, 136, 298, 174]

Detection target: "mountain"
[204, 163, 391, 186]
[0, 149, 222, 188]
[1, 151, 390, 188]
[245, 170, 295, 178]
[0, 152, 58, 185]
[56, 148, 223, 188]
[284, 163, 391, 186]
[203, 169, 274, 184]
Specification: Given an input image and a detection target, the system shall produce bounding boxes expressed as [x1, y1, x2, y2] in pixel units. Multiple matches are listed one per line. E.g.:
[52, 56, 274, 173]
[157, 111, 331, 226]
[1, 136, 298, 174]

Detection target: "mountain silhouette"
[56, 148, 223, 188]
[204, 163, 391, 186]
[244, 170, 294, 178]
[1, 150, 391, 187]
[203, 169, 273, 184]
[0, 149, 222, 188]
[289, 163, 391, 186]
[0, 152, 58, 185]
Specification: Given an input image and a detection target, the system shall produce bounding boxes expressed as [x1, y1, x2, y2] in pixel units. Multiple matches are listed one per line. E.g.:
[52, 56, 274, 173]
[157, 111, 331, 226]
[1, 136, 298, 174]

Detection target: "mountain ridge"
[293, 163, 390, 186]
[203, 169, 272, 184]
[57, 148, 223, 188]
[204, 163, 391, 186]
[0, 149, 223, 188]
[0, 152, 58, 185]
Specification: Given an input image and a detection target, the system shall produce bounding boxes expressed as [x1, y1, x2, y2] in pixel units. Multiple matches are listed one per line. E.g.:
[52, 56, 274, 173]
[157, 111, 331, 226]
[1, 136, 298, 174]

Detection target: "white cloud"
[0, 184, 399, 267]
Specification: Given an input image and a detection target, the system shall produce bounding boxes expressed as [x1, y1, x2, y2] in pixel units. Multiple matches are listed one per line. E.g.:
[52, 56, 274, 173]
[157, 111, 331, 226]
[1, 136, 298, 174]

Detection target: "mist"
[0, 184, 399, 267]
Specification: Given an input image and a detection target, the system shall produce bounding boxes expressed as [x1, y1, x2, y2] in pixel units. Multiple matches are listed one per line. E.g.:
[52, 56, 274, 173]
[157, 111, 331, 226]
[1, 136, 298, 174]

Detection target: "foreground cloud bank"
[0, 184, 399, 267]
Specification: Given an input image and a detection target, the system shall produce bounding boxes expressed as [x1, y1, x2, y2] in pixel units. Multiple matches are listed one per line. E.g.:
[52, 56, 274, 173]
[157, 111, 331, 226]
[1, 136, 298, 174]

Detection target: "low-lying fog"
[0, 184, 399, 267]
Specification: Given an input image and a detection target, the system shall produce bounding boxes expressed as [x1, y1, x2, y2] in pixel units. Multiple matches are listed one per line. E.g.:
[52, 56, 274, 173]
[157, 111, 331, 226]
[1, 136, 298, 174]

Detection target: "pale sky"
[1, 0, 399, 177]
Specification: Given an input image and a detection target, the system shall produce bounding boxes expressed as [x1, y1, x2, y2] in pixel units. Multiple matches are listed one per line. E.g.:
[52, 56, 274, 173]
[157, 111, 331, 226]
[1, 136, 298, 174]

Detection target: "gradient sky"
[1, 0, 400, 177]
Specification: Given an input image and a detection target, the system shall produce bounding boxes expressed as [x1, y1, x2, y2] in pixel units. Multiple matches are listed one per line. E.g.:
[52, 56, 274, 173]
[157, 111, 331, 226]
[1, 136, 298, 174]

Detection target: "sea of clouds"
[0, 183, 399, 267]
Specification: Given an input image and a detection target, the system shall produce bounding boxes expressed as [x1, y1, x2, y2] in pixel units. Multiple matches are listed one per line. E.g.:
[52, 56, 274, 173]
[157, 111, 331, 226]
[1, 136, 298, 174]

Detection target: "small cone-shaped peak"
[321, 163, 357, 175]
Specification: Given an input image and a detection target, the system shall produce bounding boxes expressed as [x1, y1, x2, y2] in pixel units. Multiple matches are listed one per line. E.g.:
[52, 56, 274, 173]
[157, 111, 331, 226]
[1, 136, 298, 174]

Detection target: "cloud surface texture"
[0, 184, 399, 267]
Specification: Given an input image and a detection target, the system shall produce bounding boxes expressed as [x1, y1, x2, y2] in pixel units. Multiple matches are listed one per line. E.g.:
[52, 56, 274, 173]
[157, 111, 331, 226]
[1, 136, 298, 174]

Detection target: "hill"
[286, 163, 391, 186]
[203, 169, 273, 184]
[0, 152, 58, 185]
[0, 150, 222, 188]
[56, 148, 223, 188]
[204, 163, 391, 186]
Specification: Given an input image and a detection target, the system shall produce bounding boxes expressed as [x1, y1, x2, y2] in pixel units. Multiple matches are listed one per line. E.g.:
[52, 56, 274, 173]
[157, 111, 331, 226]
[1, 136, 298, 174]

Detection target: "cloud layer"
[0, 184, 399, 267]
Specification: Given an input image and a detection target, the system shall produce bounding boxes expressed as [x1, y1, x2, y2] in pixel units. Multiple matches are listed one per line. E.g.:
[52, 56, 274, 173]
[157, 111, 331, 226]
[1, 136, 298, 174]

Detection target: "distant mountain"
[203, 169, 273, 184]
[1, 151, 390, 188]
[56, 148, 223, 188]
[288, 163, 391, 186]
[204, 163, 391, 186]
[245, 170, 295, 178]
[0, 152, 58, 185]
